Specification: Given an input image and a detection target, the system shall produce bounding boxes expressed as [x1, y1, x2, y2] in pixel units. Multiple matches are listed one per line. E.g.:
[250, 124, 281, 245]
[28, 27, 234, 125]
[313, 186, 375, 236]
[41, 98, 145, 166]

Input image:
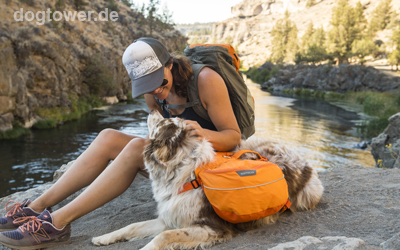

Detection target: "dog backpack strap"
[279, 200, 292, 213]
[178, 173, 203, 194]
[231, 150, 266, 160]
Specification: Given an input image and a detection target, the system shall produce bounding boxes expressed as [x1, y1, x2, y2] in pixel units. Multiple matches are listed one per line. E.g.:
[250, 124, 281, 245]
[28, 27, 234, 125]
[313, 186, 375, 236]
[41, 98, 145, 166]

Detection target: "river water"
[0, 82, 375, 198]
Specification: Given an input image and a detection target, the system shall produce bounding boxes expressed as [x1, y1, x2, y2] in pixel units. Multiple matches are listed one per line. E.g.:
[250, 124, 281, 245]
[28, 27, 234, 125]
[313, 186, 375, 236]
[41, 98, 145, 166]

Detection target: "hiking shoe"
[0, 210, 71, 250]
[0, 199, 46, 232]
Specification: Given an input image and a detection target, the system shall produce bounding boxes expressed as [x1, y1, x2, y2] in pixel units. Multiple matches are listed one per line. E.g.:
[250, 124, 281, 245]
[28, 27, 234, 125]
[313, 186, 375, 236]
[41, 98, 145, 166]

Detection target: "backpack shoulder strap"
[187, 63, 212, 122]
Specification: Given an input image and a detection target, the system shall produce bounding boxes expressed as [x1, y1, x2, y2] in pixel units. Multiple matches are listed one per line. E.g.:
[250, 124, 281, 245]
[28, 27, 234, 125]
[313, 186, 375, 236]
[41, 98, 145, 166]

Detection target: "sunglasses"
[160, 78, 168, 87]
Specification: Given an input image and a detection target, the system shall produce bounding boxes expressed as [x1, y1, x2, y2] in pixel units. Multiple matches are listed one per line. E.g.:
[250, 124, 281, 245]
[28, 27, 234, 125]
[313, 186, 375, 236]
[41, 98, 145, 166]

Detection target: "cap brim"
[131, 67, 164, 98]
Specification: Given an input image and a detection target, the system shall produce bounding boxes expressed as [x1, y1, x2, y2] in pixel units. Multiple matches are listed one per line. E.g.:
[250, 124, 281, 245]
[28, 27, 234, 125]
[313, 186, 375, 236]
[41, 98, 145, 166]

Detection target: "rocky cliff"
[212, 0, 400, 68]
[0, 0, 187, 132]
[261, 64, 400, 93]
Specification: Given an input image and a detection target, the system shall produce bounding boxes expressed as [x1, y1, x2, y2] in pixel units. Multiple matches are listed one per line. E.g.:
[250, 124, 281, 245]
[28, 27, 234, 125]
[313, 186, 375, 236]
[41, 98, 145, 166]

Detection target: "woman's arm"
[187, 67, 242, 152]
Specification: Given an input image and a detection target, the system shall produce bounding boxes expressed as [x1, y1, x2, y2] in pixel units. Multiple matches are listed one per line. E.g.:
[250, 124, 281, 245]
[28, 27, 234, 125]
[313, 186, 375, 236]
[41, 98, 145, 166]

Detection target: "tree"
[270, 10, 298, 63]
[326, 0, 364, 64]
[388, 50, 400, 70]
[388, 26, 400, 70]
[301, 22, 315, 50]
[296, 22, 329, 65]
[351, 38, 378, 65]
[368, 0, 392, 36]
[354, 1, 366, 36]
[120, 0, 132, 8]
[146, 0, 160, 35]
[158, 4, 175, 31]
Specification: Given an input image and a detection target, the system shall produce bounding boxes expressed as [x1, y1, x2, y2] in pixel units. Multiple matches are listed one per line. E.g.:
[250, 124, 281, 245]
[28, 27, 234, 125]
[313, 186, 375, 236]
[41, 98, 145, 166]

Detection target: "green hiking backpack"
[161, 44, 255, 139]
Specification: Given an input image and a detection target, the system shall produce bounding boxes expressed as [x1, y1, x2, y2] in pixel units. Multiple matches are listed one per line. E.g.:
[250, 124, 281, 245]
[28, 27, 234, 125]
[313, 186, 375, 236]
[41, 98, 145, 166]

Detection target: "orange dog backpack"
[179, 150, 291, 224]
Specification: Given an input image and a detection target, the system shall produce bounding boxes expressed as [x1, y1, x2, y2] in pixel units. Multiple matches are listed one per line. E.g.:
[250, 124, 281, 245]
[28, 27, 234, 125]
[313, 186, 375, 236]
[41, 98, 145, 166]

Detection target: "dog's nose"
[150, 109, 157, 114]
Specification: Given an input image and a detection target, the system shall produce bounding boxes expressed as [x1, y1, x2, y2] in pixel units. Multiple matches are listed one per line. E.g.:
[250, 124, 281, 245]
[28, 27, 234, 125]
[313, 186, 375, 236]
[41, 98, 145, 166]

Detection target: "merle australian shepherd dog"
[92, 110, 324, 250]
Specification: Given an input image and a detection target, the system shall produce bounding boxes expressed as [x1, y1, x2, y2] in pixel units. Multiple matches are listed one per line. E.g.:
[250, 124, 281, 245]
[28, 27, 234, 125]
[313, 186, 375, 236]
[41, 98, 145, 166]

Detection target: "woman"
[0, 37, 241, 249]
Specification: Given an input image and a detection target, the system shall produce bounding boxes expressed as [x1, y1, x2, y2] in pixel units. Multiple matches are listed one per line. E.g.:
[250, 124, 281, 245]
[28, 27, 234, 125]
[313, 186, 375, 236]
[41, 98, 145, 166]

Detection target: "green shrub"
[361, 118, 389, 137]
[33, 119, 58, 129]
[244, 66, 280, 84]
[36, 95, 104, 126]
[0, 125, 30, 140]
[106, 0, 119, 12]
[82, 55, 116, 96]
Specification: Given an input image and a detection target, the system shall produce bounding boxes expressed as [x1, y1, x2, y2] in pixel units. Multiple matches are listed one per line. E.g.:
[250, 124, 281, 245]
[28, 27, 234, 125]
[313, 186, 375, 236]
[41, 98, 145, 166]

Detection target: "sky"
[133, 0, 244, 24]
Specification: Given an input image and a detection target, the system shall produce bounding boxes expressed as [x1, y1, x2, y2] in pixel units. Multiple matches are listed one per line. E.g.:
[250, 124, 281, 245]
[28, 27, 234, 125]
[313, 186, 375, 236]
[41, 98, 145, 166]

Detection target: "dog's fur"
[92, 111, 324, 250]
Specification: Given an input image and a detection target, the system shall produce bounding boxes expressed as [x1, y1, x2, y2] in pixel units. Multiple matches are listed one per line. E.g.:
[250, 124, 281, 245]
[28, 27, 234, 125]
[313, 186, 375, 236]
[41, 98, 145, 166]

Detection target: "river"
[0, 82, 375, 198]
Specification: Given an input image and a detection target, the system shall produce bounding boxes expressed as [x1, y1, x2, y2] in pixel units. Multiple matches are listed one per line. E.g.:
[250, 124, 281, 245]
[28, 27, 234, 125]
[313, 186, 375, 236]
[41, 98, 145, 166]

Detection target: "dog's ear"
[147, 110, 164, 134]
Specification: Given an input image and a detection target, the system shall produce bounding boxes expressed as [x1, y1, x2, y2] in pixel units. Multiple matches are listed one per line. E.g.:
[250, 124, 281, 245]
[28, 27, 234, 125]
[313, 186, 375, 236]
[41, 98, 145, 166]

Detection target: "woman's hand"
[185, 120, 205, 140]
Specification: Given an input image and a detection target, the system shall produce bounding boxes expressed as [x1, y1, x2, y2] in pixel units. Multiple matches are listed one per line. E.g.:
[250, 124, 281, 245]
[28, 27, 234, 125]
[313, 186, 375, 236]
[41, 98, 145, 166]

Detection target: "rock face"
[211, 0, 400, 68]
[260, 64, 400, 93]
[371, 113, 400, 169]
[0, 0, 187, 131]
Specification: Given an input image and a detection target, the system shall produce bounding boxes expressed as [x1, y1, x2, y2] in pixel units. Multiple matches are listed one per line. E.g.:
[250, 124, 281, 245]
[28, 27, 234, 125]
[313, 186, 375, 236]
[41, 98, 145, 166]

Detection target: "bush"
[33, 119, 58, 129]
[0, 125, 30, 140]
[35, 95, 105, 127]
[244, 66, 280, 84]
[106, 0, 119, 12]
[82, 55, 116, 96]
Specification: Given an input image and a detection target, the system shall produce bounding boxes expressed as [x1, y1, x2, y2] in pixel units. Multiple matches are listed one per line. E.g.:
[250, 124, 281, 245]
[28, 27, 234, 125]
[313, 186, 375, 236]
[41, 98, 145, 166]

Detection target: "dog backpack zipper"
[179, 150, 292, 224]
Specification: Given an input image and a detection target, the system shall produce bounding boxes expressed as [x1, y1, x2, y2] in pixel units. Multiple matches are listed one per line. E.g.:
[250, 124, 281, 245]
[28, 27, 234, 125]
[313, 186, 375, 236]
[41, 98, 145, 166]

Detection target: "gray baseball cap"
[122, 37, 171, 98]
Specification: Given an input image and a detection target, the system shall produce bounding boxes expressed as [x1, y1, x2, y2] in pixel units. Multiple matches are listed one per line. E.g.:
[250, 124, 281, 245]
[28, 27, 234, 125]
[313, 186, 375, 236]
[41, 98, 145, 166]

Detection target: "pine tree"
[368, 0, 392, 36]
[351, 38, 378, 65]
[388, 50, 400, 71]
[147, 0, 160, 35]
[120, 0, 132, 8]
[326, 0, 362, 64]
[388, 24, 400, 70]
[159, 4, 175, 31]
[354, 1, 366, 37]
[301, 22, 315, 50]
[270, 10, 298, 63]
[312, 26, 326, 47]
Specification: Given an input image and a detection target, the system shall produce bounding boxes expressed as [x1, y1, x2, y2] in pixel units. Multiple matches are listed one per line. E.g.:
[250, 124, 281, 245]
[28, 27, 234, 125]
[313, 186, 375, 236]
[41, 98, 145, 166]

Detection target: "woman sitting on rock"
[0, 37, 242, 249]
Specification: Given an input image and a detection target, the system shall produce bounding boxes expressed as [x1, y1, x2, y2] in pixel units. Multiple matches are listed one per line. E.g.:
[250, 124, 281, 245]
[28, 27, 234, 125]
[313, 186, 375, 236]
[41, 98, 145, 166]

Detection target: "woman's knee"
[97, 128, 120, 142]
[124, 138, 146, 156]
[93, 129, 137, 159]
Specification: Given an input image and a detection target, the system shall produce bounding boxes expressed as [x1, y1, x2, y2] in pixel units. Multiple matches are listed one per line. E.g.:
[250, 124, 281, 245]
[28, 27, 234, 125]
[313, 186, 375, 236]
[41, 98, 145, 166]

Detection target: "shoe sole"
[0, 239, 71, 250]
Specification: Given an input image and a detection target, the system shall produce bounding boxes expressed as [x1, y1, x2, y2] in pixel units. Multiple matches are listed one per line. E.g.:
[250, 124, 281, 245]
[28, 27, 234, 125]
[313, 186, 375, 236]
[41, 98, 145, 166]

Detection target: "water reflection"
[0, 85, 375, 198]
[247, 83, 374, 171]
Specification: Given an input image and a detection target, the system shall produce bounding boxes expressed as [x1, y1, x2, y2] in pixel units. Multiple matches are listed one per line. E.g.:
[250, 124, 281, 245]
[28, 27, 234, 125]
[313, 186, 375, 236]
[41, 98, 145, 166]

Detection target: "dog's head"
[144, 110, 215, 180]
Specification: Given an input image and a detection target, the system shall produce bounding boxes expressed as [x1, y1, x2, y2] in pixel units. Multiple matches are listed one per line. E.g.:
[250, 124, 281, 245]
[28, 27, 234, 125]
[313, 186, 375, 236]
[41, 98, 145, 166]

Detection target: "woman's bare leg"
[50, 137, 146, 229]
[28, 129, 138, 213]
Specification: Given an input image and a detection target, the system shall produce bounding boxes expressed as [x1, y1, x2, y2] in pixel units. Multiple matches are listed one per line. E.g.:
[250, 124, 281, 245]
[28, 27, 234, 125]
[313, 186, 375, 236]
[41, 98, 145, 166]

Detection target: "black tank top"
[162, 106, 217, 131]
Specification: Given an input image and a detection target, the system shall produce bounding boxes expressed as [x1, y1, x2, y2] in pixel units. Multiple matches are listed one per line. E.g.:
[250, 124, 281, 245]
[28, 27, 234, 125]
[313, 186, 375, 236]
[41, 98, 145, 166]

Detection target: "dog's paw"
[92, 234, 117, 246]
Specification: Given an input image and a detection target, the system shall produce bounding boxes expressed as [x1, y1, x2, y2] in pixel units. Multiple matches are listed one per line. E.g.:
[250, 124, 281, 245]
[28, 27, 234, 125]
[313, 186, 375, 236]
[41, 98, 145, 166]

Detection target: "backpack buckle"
[190, 174, 200, 189]
[190, 179, 200, 189]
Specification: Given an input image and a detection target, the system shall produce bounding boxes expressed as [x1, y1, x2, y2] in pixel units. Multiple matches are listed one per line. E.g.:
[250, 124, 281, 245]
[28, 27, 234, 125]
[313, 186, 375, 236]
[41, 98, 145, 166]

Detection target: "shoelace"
[14, 216, 44, 233]
[5, 200, 24, 217]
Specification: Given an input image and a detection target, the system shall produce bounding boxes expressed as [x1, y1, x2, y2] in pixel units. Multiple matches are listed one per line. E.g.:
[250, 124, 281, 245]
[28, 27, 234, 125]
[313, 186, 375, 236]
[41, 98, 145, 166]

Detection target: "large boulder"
[371, 113, 400, 169]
